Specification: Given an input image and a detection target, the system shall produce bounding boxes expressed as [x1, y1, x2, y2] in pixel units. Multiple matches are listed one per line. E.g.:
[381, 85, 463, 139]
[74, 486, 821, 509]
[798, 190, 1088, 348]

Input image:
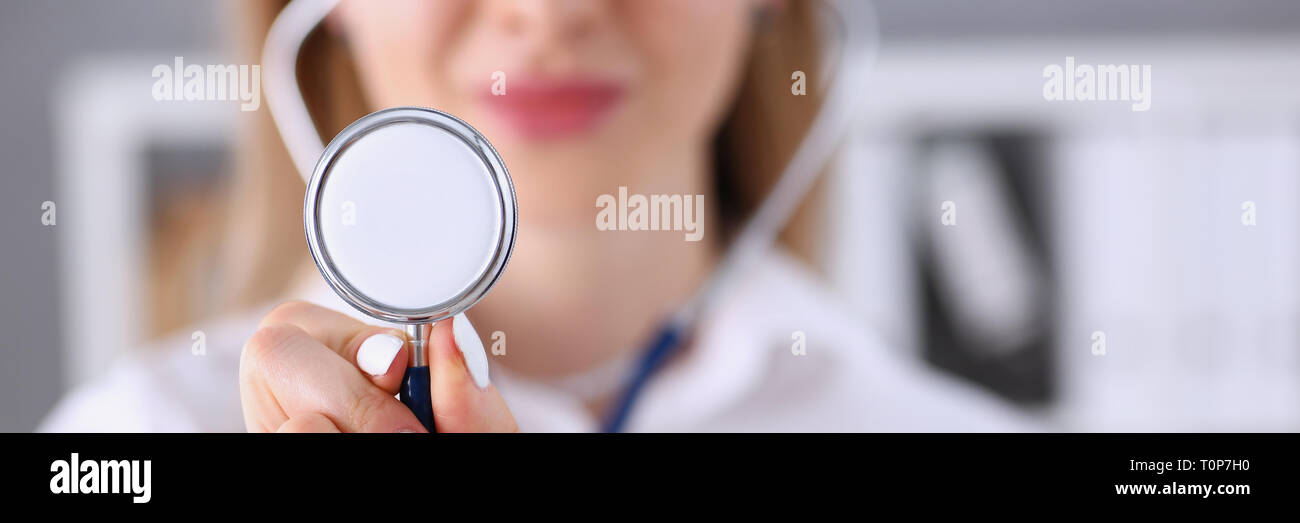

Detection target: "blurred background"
[2, 0, 1299, 432]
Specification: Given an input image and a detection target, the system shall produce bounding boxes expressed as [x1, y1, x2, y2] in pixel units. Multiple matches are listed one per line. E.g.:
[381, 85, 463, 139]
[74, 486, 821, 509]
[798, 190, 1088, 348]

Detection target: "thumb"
[427, 314, 518, 432]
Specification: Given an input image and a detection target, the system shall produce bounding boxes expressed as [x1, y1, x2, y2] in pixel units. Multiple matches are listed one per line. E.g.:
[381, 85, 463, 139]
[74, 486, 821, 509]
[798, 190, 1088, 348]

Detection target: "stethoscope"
[264, 0, 876, 433]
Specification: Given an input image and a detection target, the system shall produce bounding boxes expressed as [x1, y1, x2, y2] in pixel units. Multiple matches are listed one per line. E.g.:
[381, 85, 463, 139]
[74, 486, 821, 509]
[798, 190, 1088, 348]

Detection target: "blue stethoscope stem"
[401, 366, 436, 432]
[401, 323, 436, 432]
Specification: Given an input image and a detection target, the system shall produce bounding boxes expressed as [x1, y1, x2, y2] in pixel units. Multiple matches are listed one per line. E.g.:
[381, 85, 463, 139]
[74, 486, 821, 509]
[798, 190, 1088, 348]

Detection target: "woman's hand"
[239, 301, 518, 433]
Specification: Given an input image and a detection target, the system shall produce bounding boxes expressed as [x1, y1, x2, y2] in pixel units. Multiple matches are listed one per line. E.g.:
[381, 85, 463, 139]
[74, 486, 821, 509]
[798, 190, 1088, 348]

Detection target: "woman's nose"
[489, 0, 603, 43]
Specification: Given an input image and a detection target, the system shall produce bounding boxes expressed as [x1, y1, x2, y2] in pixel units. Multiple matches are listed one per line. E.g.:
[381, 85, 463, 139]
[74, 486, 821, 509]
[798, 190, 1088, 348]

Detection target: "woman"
[43, 0, 1030, 432]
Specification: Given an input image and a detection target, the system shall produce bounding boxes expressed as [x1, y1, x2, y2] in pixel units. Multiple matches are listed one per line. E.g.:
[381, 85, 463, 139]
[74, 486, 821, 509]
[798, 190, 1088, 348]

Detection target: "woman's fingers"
[258, 301, 410, 394]
[239, 323, 427, 433]
[427, 314, 519, 432]
[241, 301, 521, 433]
[277, 412, 341, 433]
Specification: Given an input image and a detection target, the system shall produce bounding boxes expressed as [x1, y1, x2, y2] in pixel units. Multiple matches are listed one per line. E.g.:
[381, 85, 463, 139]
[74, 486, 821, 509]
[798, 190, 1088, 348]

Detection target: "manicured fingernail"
[357, 333, 403, 376]
[452, 313, 491, 389]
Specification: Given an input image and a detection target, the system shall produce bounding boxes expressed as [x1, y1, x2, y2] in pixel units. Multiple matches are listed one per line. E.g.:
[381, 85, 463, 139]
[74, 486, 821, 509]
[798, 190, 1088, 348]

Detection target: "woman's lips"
[481, 78, 625, 140]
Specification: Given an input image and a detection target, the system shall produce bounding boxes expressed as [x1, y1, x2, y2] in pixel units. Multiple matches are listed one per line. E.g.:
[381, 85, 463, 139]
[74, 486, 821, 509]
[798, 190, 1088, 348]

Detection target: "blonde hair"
[215, 0, 828, 314]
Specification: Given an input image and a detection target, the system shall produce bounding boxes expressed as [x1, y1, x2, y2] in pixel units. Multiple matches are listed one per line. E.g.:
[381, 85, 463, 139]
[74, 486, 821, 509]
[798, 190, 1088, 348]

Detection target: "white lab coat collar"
[492, 250, 813, 432]
[628, 275, 775, 432]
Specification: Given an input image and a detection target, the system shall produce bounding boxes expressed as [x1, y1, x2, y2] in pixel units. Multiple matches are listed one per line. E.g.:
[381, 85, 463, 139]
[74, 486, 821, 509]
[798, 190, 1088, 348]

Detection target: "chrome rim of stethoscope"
[302, 106, 517, 325]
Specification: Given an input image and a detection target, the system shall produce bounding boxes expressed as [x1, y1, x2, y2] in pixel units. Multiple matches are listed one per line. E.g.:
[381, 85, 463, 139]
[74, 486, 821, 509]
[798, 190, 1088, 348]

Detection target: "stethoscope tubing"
[599, 320, 684, 433]
[599, 1, 877, 432]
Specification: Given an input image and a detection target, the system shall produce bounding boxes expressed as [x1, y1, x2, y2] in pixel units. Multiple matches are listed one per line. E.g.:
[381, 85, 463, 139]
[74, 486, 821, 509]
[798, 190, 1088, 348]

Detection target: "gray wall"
[0, 0, 216, 431]
[872, 0, 1300, 40]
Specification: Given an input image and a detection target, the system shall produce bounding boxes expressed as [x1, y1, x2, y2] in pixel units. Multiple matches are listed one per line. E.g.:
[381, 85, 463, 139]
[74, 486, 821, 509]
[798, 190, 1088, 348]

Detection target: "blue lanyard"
[599, 322, 685, 433]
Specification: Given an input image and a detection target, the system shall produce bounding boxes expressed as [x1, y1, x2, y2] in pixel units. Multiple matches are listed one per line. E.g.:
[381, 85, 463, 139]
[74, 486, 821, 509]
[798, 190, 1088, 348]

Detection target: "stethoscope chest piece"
[303, 106, 516, 431]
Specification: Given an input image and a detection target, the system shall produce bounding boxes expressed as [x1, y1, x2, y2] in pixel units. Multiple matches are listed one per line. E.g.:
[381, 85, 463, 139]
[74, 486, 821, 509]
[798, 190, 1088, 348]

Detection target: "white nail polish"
[452, 313, 491, 389]
[357, 333, 403, 376]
